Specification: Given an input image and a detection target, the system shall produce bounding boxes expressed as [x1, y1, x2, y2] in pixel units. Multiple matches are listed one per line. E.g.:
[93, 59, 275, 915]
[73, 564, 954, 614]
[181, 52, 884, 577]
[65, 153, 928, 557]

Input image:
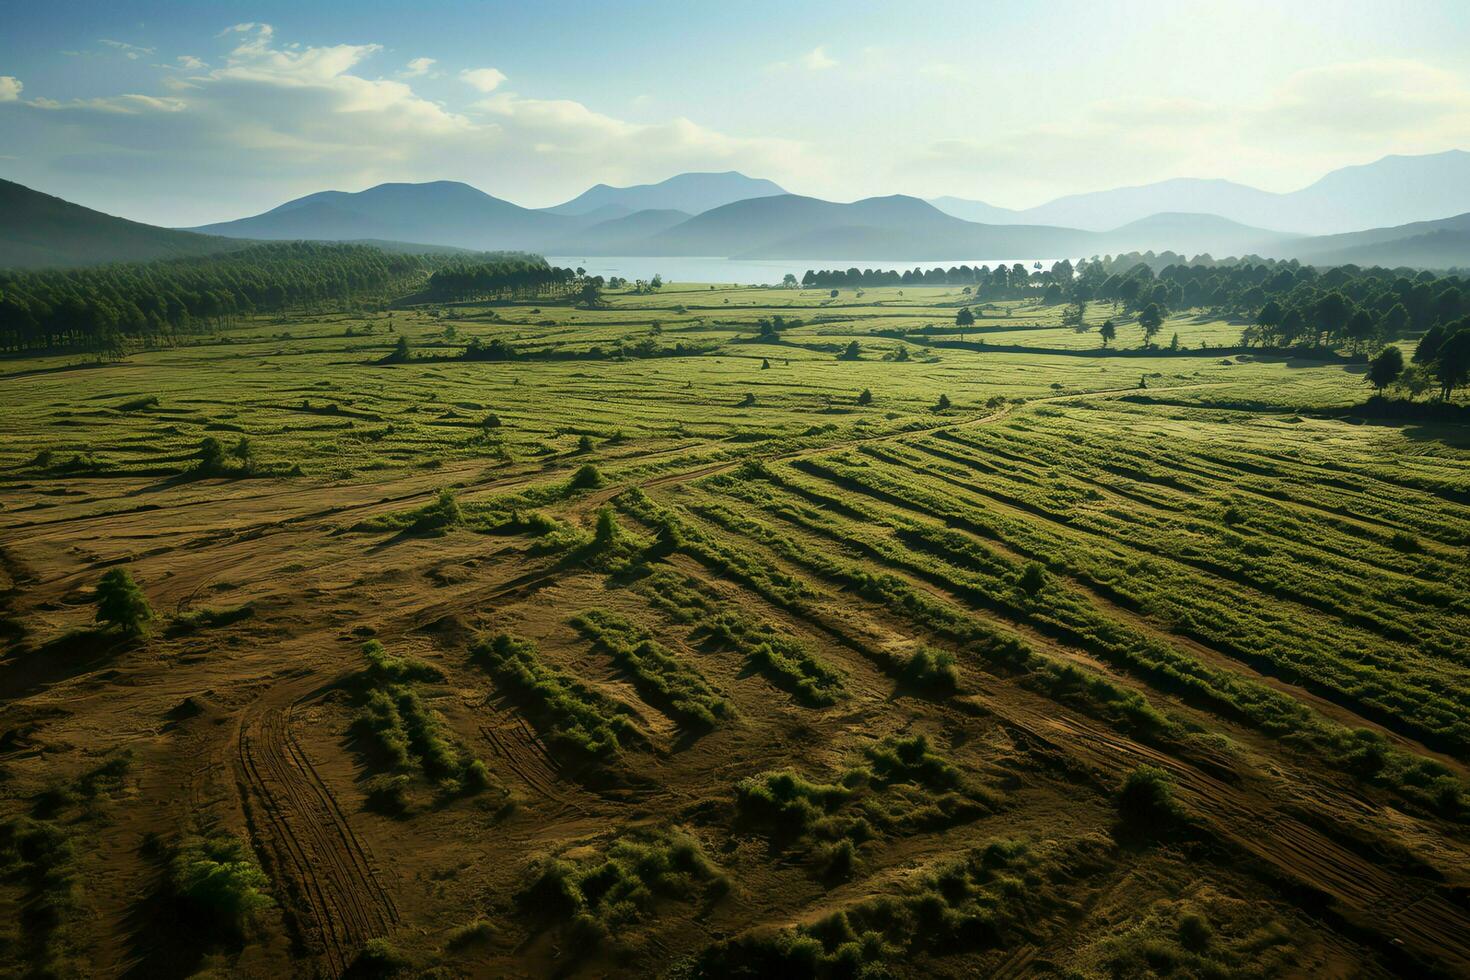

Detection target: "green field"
[2, 281, 1468, 977]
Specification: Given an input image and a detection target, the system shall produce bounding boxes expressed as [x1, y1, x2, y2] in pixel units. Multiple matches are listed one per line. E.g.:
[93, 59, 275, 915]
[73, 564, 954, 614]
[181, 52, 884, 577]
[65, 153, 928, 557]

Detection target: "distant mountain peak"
[542, 171, 787, 217]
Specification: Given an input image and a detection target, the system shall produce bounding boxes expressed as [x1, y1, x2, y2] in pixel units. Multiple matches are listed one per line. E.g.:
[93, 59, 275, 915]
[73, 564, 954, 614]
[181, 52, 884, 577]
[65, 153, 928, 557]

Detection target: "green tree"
[197, 437, 226, 476]
[857, 388, 873, 406]
[1314, 292, 1351, 346]
[1381, 303, 1409, 340]
[838, 341, 861, 360]
[385, 334, 410, 363]
[1099, 319, 1116, 348]
[935, 393, 951, 411]
[95, 568, 153, 635]
[594, 506, 618, 548]
[1366, 345, 1404, 393]
[1432, 327, 1470, 400]
[955, 307, 975, 329]
[1138, 304, 1163, 346]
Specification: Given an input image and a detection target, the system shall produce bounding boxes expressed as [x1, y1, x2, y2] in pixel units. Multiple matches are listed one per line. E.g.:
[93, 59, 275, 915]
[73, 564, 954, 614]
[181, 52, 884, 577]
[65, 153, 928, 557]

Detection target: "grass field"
[2, 282, 1468, 977]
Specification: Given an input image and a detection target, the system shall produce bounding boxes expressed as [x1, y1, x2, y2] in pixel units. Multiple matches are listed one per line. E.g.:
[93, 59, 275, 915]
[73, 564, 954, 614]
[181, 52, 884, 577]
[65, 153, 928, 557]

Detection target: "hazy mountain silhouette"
[543, 171, 786, 217]
[929, 151, 1470, 235]
[549, 209, 693, 254]
[1280, 212, 1470, 268]
[1101, 212, 1301, 257]
[189, 180, 580, 250]
[0, 179, 239, 269]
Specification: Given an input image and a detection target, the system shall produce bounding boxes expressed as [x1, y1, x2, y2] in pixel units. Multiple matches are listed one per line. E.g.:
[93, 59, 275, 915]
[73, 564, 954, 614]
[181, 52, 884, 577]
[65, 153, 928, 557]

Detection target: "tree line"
[425, 259, 580, 301]
[0, 243, 454, 355]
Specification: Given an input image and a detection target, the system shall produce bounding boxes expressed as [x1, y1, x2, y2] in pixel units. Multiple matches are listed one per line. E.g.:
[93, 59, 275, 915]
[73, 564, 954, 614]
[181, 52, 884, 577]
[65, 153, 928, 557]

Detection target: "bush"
[1117, 765, 1187, 839]
[473, 633, 635, 759]
[570, 464, 604, 489]
[169, 833, 274, 937]
[95, 568, 153, 635]
[518, 829, 722, 937]
[1017, 561, 1047, 597]
[902, 647, 959, 693]
[196, 436, 227, 475]
[344, 938, 414, 978]
[410, 488, 462, 532]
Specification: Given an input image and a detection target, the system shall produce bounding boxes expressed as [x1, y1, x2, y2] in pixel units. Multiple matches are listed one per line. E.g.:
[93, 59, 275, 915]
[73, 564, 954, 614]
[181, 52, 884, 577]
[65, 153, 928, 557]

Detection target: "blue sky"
[3, 0, 1470, 225]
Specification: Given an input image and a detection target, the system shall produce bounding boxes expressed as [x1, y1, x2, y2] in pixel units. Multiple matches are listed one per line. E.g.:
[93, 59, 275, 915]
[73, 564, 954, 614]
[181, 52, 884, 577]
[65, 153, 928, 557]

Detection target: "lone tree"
[196, 437, 226, 476]
[857, 388, 873, 406]
[935, 393, 951, 411]
[1367, 345, 1404, 393]
[95, 568, 153, 635]
[1099, 319, 1116, 348]
[838, 340, 861, 360]
[1018, 561, 1046, 596]
[955, 307, 975, 329]
[1138, 304, 1163, 346]
[594, 506, 618, 548]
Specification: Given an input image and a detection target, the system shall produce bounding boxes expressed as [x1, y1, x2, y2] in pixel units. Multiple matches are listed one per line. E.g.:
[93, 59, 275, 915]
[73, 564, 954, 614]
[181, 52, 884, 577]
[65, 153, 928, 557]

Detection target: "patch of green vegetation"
[683, 835, 1112, 977]
[571, 608, 731, 730]
[0, 751, 133, 975]
[518, 827, 724, 948]
[169, 833, 274, 939]
[351, 641, 494, 801]
[734, 735, 1000, 872]
[165, 603, 254, 637]
[472, 633, 639, 760]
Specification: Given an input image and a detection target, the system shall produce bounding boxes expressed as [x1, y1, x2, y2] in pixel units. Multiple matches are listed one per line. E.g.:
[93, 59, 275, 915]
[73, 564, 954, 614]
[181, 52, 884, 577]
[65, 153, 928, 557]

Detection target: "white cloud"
[769, 46, 839, 73]
[0, 76, 21, 102]
[800, 46, 837, 71]
[900, 58, 1470, 203]
[460, 67, 507, 92]
[219, 23, 273, 40]
[9, 24, 815, 223]
[100, 39, 157, 61]
[401, 57, 435, 78]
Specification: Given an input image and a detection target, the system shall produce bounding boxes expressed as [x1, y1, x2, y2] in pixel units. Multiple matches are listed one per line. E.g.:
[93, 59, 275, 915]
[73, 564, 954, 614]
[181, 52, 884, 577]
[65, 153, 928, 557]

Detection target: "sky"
[2, 0, 1470, 226]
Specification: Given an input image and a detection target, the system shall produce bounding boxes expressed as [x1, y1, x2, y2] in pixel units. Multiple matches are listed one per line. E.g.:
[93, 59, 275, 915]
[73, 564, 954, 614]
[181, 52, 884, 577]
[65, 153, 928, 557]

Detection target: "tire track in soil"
[236, 693, 398, 976]
[479, 714, 590, 816]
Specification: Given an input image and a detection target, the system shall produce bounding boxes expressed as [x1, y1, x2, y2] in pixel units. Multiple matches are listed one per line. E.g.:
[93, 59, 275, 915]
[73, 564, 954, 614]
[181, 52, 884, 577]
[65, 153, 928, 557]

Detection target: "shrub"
[593, 507, 618, 548]
[169, 833, 274, 937]
[569, 464, 604, 489]
[344, 938, 413, 978]
[410, 488, 462, 532]
[1017, 561, 1047, 596]
[446, 918, 495, 950]
[518, 829, 722, 938]
[196, 437, 227, 475]
[95, 568, 153, 635]
[902, 647, 959, 693]
[473, 633, 635, 759]
[1116, 765, 1187, 839]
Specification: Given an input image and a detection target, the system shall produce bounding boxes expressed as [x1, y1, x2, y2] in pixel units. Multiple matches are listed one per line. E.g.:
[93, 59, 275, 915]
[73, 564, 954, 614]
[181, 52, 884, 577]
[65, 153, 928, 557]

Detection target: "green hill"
[0, 179, 244, 269]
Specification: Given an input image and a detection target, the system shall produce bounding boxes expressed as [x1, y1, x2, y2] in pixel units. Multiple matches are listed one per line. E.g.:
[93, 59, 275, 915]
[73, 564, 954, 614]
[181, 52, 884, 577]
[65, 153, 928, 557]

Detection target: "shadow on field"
[0, 628, 132, 701]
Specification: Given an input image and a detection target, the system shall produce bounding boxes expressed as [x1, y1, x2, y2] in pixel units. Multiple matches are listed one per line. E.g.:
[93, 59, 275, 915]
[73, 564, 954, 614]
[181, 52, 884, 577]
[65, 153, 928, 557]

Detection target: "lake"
[546, 255, 1068, 285]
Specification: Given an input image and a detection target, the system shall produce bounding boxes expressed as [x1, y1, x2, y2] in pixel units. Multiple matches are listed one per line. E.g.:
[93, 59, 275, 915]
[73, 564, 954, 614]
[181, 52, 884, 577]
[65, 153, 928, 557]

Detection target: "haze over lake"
[548, 256, 1067, 284]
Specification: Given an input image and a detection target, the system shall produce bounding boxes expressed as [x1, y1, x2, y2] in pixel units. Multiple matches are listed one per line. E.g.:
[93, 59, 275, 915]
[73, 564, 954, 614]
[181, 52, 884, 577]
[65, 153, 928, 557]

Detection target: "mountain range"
[929, 150, 1470, 235]
[4, 154, 1470, 271]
